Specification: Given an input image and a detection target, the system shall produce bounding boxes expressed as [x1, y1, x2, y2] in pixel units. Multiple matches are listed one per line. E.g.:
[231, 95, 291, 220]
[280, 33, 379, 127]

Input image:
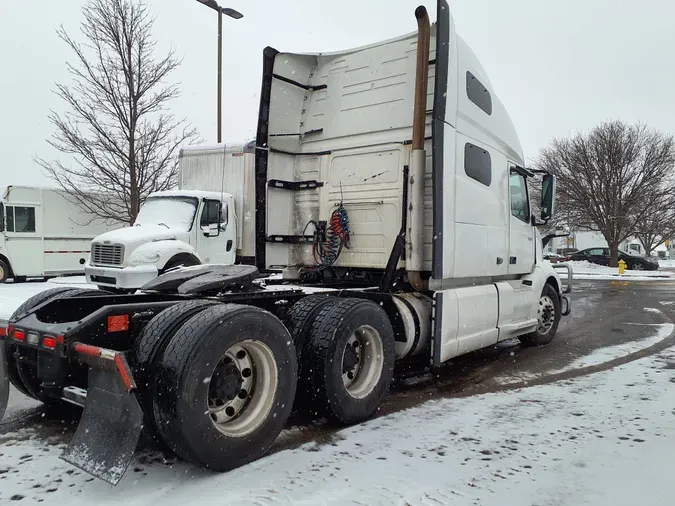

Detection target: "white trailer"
[84, 142, 256, 291]
[1, 1, 573, 484]
[0, 186, 122, 282]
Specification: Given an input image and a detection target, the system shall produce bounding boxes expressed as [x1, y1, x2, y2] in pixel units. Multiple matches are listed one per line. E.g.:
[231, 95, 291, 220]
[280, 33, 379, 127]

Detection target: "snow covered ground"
[561, 261, 675, 281]
[2, 337, 675, 504]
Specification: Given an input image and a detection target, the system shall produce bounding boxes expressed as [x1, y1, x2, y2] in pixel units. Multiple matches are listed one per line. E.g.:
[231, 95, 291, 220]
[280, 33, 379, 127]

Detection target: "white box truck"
[0, 185, 122, 282]
[2, 1, 573, 484]
[84, 142, 256, 292]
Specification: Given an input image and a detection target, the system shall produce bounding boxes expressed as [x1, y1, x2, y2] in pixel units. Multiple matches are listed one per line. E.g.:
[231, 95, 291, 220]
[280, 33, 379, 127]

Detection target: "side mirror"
[540, 174, 557, 221]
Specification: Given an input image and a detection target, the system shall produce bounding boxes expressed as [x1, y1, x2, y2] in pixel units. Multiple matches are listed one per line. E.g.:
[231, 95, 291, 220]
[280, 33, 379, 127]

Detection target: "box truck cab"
[85, 190, 236, 291]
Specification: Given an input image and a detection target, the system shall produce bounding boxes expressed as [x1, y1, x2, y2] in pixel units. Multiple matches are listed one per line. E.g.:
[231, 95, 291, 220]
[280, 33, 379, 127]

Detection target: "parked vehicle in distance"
[569, 247, 659, 271]
[84, 142, 256, 292]
[557, 247, 578, 258]
[543, 252, 565, 263]
[0, 186, 123, 283]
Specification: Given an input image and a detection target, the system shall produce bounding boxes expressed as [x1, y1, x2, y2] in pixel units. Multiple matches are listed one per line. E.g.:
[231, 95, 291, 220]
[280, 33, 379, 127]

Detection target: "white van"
[0, 186, 123, 282]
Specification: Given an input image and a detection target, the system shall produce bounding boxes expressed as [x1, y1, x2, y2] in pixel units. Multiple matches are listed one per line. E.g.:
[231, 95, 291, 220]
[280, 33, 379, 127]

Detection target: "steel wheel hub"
[537, 295, 556, 335]
[207, 340, 278, 438]
[341, 325, 384, 399]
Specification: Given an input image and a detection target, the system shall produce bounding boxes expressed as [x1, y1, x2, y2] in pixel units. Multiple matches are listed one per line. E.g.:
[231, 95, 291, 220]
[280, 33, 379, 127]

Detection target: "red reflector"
[108, 315, 129, 333]
[8, 324, 14, 334]
[115, 354, 134, 392]
[56, 335, 64, 345]
[14, 330, 25, 342]
[43, 336, 57, 349]
[0, 326, 6, 337]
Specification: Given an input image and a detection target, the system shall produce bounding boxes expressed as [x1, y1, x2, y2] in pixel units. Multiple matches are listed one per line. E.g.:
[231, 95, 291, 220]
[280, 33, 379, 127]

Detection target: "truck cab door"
[196, 199, 236, 265]
[508, 169, 535, 275]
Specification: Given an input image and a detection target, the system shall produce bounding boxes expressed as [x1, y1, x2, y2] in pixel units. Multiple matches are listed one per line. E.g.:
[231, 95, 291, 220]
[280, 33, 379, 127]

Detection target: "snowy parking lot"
[0, 278, 675, 504]
[2, 330, 675, 505]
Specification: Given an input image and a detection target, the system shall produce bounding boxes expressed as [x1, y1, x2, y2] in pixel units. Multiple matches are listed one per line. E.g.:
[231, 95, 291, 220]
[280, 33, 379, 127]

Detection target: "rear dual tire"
[291, 297, 396, 425]
[151, 304, 297, 471]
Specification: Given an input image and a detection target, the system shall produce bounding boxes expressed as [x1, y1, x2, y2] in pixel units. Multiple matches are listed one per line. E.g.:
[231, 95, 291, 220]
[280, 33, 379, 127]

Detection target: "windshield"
[134, 196, 198, 232]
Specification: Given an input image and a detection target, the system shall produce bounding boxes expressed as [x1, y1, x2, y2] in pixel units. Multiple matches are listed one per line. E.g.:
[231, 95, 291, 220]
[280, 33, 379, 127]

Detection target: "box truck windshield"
[135, 196, 198, 232]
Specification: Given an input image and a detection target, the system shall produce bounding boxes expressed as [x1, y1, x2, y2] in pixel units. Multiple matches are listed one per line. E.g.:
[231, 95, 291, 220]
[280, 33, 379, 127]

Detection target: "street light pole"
[196, 0, 243, 144]
[217, 9, 222, 143]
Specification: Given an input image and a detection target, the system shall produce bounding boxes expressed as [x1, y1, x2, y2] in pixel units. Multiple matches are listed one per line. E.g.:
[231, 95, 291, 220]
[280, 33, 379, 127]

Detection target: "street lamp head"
[196, 0, 220, 11]
[196, 0, 243, 19]
[221, 7, 243, 19]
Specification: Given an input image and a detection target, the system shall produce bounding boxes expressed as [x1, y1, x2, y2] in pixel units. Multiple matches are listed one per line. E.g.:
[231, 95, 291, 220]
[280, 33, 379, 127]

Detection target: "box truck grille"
[91, 244, 124, 266]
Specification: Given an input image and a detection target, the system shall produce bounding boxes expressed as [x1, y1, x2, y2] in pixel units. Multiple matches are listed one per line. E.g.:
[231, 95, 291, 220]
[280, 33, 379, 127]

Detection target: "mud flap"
[0, 337, 9, 421]
[61, 344, 143, 485]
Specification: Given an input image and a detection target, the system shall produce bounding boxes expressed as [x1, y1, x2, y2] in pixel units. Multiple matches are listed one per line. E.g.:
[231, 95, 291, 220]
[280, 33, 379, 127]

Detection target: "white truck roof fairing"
[255, 0, 526, 279]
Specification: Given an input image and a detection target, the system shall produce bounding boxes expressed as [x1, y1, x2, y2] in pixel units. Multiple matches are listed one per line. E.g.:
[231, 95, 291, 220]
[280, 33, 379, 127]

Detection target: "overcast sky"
[1, 0, 673, 187]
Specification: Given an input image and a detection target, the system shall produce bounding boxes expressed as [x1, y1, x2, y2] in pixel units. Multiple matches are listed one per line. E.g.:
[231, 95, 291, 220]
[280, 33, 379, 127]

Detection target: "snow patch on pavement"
[496, 322, 674, 386]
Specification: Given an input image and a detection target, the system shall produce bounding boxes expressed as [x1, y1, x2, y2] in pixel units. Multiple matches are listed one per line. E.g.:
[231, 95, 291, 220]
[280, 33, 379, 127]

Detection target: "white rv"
[0, 186, 122, 282]
[84, 142, 255, 291]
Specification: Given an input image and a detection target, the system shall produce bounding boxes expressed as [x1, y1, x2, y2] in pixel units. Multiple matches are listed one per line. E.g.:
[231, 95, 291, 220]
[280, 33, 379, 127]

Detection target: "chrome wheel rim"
[341, 325, 384, 399]
[207, 340, 278, 438]
[537, 295, 556, 335]
[632, 263, 644, 271]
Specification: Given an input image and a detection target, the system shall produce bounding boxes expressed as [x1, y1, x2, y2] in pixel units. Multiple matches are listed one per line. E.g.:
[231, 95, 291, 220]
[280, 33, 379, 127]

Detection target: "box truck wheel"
[152, 304, 297, 470]
[298, 298, 395, 425]
[519, 283, 561, 347]
[129, 299, 217, 446]
[6, 288, 100, 400]
[0, 259, 9, 283]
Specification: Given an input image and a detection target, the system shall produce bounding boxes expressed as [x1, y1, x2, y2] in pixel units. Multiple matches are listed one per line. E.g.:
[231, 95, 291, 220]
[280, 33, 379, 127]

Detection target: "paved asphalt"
[3, 279, 675, 454]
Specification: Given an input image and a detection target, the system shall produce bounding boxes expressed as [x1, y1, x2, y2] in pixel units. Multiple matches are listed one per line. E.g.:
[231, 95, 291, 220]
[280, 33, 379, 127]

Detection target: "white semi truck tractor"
[84, 142, 256, 292]
[1, 1, 572, 484]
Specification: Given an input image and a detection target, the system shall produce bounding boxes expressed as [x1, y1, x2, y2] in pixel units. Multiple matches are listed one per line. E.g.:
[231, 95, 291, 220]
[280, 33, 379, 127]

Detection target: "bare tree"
[632, 189, 675, 256]
[35, 0, 198, 225]
[535, 120, 675, 266]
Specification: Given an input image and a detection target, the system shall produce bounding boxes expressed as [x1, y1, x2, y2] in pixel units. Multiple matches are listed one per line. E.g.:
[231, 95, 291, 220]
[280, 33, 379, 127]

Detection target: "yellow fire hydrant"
[618, 259, 626, 275]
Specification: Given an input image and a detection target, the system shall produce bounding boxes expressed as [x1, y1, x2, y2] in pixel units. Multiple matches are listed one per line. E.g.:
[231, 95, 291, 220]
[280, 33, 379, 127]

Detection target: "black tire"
[0, 259, 9, 284]
[284, 295, 336, 374]
[519, 283, 561, 347]
[298, 298, 395, 425]
[629, 262, 644, 271]
[129, 299, 217, 443]
[152, 304, 297, 471]
[8, 288, 101, 400]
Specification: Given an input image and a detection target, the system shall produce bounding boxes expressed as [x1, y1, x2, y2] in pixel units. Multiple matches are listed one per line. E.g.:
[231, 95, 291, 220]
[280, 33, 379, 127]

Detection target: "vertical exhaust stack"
[407, 5, 431, 292]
